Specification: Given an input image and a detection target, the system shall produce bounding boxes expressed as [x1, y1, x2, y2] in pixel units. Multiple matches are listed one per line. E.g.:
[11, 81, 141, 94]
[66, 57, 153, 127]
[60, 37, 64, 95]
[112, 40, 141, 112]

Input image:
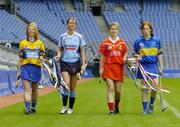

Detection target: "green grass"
[0, 78, 180, 127]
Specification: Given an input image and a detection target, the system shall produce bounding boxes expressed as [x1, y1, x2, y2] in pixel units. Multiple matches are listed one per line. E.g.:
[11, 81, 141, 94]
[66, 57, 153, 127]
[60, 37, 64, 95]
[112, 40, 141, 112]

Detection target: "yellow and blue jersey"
[134, 36, 163, 64]
[19, 39, 45, 67]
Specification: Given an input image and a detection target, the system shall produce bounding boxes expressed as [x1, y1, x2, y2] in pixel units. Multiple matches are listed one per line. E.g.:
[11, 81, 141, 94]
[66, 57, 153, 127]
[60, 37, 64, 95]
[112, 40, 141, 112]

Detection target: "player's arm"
[123, 44, 128, 63]
[99, 54, 104, 76]
[133, 40, 142, 61]
[56, 48, 62, 61]
[80, 46, 86, 74]
[158, 40, 163, 75]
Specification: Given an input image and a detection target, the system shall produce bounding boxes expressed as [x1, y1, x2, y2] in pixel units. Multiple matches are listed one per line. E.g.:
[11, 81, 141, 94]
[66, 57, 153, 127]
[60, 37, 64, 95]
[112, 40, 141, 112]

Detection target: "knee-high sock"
[69, 91, 76, 109]
[108, 102, 114, 112]
[31, 100, 37, 109]
[25, 101, 31, 110]
[149, 97, 156, 107]
[142, 102, 148, 112]
[62, 91, 69, 106]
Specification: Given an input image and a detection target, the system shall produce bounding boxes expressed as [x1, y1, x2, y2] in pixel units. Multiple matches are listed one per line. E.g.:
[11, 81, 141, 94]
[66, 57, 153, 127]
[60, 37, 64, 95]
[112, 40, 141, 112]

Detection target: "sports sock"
[108, 102, 114, 112]
[25, 101, 30, 110]
[142, 102, 148, 112]
[62, 94, 68, 106]
[69, 91, 76, 109]
[31, 100, 37, 109]
[149, 97, 155, 107]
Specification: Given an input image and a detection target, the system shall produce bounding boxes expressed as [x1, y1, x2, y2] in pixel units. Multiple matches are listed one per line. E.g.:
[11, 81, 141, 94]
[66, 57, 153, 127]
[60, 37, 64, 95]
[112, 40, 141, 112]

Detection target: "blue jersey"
[59, 32, 86, 63]
[134, 36, 163, 79]
[134, 36, 163, 64]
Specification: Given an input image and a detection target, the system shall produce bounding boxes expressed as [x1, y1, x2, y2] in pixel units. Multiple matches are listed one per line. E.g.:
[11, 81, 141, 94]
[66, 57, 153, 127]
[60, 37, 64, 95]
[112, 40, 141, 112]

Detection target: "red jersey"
[99, 37, 128, 64]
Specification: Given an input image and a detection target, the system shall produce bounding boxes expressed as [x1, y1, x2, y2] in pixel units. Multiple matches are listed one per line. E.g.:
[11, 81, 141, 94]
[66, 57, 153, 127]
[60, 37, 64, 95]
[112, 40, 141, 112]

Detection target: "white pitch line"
[157, 96, 180, 119]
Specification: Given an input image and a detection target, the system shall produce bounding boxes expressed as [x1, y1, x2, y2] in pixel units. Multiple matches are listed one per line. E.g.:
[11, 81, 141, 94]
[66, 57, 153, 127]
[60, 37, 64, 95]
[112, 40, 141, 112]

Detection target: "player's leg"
[67, 74, 78, 114]
[147, 78, 158, 114]
[22, 80, 31, 114]
[141, 79, 149, 114]
[106, 78, 115, 114]
[114, 81, 122, 113]
[60, 71, 70, 114]
[31, 82, 39, 113]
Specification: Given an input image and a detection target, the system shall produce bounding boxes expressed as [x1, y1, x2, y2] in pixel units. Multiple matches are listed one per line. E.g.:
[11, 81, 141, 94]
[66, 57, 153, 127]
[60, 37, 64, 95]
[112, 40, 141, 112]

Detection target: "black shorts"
[60, 60, 81, 75]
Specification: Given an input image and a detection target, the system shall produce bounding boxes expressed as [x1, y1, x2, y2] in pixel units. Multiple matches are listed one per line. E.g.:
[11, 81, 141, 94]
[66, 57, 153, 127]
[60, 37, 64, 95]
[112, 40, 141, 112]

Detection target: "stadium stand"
[143, 0, 171, 12]
[0, 10, 26, 43]
[1, 0, 180, 96]
[44, 0, 66, 11]
[103, 0, 180, 74]
[72, 0, 84, 11]
[14, 0, 103, 56]
[103, 12, 141, 49]
[104, 0, 141, 12]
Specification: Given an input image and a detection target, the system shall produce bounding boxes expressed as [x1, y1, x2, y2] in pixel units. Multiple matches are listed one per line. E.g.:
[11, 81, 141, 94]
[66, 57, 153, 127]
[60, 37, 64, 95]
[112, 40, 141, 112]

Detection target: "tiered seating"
[142, 12, 180, 43]
[15, 0, 103, 55]
[15, 0, 49, 11]
[55, 11, 103, 55]
[163, 42, 180, 70]
[17, 10, 66, 43]
[44, 0, 66, 11]
[143, 0, 170, 12]
[103, 12, 141, 48]
[104, 0, 141, 12]
[72, 0, 84, 11]
[0, 10, 26, 42]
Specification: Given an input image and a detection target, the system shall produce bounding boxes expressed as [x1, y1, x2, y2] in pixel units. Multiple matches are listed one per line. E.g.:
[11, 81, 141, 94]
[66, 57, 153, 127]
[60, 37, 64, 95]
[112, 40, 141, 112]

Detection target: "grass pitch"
[0, 78, 180, 127]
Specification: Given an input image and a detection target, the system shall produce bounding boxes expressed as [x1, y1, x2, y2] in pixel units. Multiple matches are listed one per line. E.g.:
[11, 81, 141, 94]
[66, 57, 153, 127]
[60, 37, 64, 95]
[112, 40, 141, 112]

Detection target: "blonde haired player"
[99, 22, 128, 115]
[17, 22, 45, 114]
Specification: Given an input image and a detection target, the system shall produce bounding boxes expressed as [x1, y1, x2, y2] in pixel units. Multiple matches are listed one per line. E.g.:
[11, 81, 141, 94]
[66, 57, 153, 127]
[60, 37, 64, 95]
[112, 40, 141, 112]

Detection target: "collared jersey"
[19, 39, 45, 67]
[99, 37, 128, 64]
[134, 36, 163, 63]
[58, 32, 86, 63]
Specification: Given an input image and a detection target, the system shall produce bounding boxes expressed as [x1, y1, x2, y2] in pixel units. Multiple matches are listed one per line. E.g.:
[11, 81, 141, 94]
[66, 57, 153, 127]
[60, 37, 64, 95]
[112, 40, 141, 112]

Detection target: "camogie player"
[99, 22, 128, 115]
[17, 22, 45, 114]
[56, 17, 86, 114]
[133, 21, 163, 114]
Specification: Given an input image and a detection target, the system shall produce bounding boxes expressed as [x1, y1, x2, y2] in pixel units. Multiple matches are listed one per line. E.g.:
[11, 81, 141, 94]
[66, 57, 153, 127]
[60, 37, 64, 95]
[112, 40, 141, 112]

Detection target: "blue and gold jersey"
[19, 39, 45, 67]
[134, 36, 163, 63]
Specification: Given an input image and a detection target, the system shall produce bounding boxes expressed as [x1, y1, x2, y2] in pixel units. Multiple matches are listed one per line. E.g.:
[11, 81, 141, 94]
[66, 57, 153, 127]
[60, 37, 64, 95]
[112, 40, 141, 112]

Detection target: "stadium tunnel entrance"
[91, 6, 102, 16]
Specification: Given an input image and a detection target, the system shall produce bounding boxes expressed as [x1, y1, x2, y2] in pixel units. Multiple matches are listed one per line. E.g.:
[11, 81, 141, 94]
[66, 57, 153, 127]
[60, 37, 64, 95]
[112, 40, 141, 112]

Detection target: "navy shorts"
[60, 60, 81, 75]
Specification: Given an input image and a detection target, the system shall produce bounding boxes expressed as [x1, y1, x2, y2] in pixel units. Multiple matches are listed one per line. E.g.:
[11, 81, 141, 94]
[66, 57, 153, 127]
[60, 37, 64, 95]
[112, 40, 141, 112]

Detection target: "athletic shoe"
[147, 106, 153, 114]
[67, 108, 73, 114]
[60, 106, 67, 114]
[23, 109, 31, 115]
[30, 108, 36, 114]
[141, 110, 148, 115]
[108, 111, 115, 115]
